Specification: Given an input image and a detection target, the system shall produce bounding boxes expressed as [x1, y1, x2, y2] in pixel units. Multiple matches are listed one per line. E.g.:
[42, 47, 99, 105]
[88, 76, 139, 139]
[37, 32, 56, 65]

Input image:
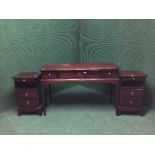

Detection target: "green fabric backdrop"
[0, 19, 154, 111]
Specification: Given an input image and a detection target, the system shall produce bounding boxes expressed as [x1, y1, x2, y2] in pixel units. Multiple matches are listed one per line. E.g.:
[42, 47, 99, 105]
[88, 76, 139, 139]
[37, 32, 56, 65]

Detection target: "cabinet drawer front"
[16, 89, 39, 99]
[14, 78, 36, 83]
[18, 99, 40, 107]
[120, 77, 145, 82]
[60, 71, 100, 79]
[120, 88, 144, 107]
[42, 71, 58, 79]
[59, 71, 88, 79]
[59, 71, 79, 79]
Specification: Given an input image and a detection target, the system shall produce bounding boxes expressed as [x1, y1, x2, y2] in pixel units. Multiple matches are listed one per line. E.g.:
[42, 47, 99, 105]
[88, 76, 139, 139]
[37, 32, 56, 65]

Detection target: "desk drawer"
[101, 70, 118, 78]
[42, 71, 59, 79]
[42, 70, 118, 79]
[59, 71, 87, 79]
[14, 78, 36, 83]
[18, 99, 40, 107]
[120, 77, 145, 82]
[16, 89, 39, 99]
[86, 71, 100, 78]
[120, 88, 144, 107]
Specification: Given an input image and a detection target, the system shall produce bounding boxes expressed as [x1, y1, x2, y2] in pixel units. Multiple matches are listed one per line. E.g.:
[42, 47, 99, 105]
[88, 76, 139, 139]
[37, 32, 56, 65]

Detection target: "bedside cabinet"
[117, 71, 147, 116]
[13, 72, 43, 116]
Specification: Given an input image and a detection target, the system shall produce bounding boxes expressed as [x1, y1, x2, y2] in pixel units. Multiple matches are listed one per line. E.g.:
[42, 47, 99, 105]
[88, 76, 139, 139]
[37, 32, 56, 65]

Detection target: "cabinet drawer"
[16, 89, 39, 99]
[120, 88, 144, 107]
[18, 99, 40, 107]
[59, 71, 87, 79]
[42, 71, 59, 79]
[14, 78, 36, 83]
[120, 77, 145, 82]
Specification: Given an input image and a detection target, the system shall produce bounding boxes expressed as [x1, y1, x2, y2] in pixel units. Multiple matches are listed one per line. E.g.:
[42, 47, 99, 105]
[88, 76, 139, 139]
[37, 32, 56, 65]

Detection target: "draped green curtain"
[0, 19, 155, 111]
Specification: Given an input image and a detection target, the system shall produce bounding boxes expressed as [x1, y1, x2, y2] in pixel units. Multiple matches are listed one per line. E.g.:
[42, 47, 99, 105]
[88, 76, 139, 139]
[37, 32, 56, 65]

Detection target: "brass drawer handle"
[83, 71, 87, 75]
[48, 73, 51, 76]
[108, 72, 111, 75]
[22, 79, 26, 82]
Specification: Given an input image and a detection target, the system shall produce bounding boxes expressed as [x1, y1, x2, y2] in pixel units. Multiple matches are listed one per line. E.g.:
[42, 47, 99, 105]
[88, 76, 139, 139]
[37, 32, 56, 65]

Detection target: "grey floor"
[0, 85, 155, 135]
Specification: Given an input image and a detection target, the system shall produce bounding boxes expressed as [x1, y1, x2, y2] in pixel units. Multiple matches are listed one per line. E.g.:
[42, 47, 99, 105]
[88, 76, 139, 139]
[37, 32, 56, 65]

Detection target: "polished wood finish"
[41, 64, 120, 116]
[13, 72, 43, 116]
[42, 63, 119, 71]
[13, 66, 147, 116]
[117, 71, 147, 116]
[41, 64, 119, 80]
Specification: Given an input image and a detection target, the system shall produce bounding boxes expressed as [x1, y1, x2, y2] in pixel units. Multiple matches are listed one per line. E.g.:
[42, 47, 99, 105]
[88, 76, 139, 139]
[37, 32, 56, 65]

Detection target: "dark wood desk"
[12, 64, 147, 116]
[41, 64, 120, 115]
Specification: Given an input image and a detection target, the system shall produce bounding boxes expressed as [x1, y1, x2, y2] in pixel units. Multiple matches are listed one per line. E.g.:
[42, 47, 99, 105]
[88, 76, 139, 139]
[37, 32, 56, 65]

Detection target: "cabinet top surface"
[41, 63, 119, 71]
[120, 71, 147, 77]
[13, 72, 40, 79]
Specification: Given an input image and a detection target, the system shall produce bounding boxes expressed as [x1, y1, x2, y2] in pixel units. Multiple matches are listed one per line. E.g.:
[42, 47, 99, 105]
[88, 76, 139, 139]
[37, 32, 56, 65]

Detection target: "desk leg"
[115, 82, 120, 116]
[110, 85, 114, 103]
[41, 83, 46, 116]
[49, 84, 52, 104]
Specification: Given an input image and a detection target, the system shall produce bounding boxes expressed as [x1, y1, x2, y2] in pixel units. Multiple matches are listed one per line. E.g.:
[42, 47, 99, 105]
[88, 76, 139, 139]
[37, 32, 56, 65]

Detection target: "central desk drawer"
[59, 71, 87, 79]
[101, 70, 118, 78]
[42, 71, 59, 79]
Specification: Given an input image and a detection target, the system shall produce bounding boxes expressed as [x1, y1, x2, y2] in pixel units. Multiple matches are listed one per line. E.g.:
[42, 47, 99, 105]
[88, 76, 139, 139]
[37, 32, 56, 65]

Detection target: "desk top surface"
[42, 63, 119, 71]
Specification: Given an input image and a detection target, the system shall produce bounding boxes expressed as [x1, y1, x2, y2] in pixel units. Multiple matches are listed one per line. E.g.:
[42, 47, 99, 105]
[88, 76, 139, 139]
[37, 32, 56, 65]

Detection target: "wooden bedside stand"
[117, 71, 147, 116]
[13, 72, 43, 116]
